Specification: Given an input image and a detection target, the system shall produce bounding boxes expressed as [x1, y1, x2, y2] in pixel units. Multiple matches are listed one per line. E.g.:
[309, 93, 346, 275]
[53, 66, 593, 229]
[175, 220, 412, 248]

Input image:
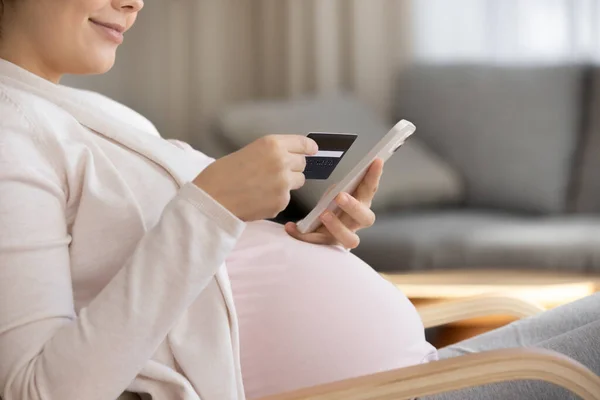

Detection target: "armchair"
[259, 296, 600, 400]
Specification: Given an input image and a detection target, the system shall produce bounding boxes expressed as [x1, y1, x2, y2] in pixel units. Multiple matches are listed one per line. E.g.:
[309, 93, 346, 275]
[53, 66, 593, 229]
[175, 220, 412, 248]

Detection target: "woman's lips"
[89, 19, 125, 44]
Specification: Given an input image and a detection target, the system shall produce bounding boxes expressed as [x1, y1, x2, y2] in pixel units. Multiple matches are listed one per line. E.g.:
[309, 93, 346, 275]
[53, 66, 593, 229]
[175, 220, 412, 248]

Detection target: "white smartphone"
[296, 119, 416, 234]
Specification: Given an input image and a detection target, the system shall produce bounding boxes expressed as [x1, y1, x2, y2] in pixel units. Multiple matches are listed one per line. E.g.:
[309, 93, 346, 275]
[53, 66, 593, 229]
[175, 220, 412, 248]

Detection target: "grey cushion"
[393, 64, 586, 214]
[354, 211, 600, 273]
[216, 95, 464, 212]
[571, 67, 600, 213]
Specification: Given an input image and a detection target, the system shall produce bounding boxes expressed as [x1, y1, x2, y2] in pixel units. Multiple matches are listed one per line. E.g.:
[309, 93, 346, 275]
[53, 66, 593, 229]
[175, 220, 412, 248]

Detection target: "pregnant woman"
[1, 1, 598, 400]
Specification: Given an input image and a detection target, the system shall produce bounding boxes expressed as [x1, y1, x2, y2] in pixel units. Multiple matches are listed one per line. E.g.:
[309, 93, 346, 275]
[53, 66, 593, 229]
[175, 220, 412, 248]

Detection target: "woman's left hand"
[284, 158, 384, 250]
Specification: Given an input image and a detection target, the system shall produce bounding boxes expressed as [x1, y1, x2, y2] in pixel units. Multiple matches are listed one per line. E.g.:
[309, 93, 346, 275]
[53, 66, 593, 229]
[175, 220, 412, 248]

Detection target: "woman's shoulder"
[0, 81, 159, 139]
[0, 80, 76, 132]
[0, 82, 54, 139]
[0, 84, 69, 171]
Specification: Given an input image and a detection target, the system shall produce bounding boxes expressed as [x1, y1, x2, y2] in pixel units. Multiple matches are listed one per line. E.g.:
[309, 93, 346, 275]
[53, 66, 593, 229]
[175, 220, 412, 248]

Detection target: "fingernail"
[338, 193, 349, 206]
[321, 211, 333, 222]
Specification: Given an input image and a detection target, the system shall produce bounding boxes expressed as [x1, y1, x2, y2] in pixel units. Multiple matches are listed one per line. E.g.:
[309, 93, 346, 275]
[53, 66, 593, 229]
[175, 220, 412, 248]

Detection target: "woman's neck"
[0, 34, 62, 83]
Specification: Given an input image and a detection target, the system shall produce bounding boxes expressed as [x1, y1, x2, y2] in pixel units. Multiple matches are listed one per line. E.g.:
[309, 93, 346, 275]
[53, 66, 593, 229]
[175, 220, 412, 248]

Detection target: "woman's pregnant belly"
[226, 220, 438, 399]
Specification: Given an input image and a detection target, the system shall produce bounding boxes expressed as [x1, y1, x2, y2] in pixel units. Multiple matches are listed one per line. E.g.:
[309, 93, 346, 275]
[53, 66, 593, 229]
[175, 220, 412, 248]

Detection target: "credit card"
[305, 132, 358, 180]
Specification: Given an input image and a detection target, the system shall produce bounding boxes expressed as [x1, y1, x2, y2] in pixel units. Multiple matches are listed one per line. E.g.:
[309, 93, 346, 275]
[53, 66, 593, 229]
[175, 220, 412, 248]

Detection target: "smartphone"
[296, 120, 416, 234]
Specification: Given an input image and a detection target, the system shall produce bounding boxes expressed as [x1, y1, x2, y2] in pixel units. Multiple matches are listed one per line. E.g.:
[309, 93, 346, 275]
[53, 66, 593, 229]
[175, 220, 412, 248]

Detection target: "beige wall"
[64, 0, 411, 153]
[253, 0, 412, 114]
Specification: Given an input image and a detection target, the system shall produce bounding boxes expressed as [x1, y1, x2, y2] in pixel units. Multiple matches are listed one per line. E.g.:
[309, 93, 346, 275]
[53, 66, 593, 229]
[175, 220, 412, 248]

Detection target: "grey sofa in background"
[211, 63, 600, 274]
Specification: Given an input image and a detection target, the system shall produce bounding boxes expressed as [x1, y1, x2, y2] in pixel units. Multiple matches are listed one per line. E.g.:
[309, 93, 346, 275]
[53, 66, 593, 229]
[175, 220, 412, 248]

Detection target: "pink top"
[228, 220, 437, 399]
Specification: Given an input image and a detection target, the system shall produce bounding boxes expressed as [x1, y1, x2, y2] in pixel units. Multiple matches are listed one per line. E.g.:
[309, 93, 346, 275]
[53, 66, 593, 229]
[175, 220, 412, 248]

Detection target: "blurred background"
[65, 1, 600, 342]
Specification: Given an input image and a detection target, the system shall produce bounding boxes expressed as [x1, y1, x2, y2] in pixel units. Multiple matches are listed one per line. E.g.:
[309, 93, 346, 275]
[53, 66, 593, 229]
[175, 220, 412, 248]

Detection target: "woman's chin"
[69, 51, 117, 75]
[90, 53, 117, 74]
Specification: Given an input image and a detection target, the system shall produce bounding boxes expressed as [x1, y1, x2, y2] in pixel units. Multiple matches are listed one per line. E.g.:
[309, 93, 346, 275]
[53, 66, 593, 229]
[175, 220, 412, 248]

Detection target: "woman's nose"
[115, 0, 144, 13]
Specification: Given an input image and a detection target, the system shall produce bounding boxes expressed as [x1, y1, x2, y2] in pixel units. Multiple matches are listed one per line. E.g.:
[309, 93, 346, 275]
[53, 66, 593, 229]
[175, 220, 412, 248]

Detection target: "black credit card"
[305, 132, 358, 180]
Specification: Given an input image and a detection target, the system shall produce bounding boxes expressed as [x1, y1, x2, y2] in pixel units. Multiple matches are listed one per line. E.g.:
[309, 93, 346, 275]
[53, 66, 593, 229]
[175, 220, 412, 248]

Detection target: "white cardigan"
[0, 59, 247, 400]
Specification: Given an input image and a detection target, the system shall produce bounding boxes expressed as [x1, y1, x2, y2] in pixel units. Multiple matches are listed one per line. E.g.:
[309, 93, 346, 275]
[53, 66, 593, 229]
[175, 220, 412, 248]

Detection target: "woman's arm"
[168, 138, 384, 250]
[0, 129, 245, 400]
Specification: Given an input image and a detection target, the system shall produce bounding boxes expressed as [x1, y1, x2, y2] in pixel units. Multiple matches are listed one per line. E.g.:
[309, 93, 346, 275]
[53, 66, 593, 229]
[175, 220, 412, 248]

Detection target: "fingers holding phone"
[297, 120, 415, 234]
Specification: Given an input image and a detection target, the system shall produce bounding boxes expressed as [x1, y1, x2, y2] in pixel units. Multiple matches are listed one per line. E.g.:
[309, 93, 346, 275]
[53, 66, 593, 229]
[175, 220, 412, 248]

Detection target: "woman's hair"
[0, 0, 6, 40]
[0, 0, 4, 35]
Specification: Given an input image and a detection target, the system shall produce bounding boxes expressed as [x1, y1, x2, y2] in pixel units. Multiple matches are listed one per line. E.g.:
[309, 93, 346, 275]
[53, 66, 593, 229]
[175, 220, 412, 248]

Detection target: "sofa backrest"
[570, 66, 600, 213]
[393, 63, 587, 214]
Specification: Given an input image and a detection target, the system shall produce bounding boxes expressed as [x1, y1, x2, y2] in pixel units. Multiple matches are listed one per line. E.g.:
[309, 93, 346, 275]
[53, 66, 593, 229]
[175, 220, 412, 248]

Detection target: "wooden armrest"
[260, 348, 600, 400]
[418, 294, 545, 329]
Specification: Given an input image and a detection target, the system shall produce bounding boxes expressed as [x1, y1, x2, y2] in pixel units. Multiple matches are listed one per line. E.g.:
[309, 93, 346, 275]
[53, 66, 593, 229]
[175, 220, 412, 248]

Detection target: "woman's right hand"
[193, 134, 318, 221]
